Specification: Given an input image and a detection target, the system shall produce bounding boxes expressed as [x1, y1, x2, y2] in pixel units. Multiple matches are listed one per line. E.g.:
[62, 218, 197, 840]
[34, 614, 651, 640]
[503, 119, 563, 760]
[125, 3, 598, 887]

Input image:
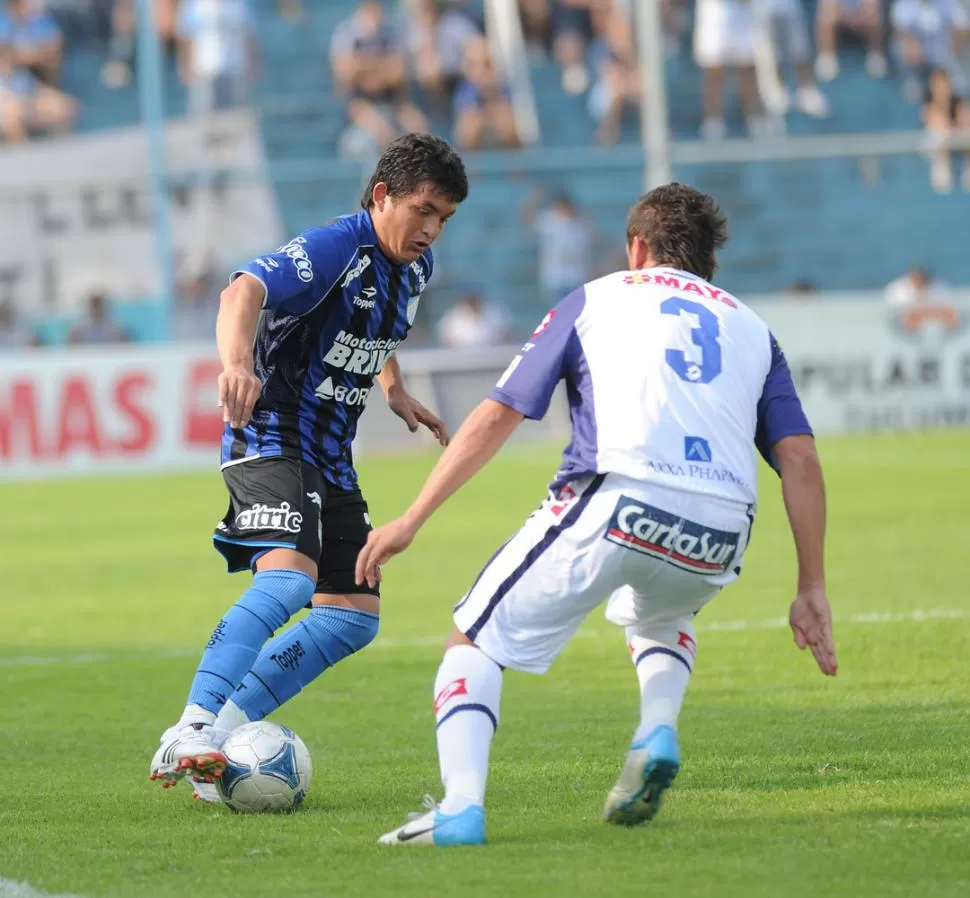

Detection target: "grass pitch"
[2, 431, 969, 898]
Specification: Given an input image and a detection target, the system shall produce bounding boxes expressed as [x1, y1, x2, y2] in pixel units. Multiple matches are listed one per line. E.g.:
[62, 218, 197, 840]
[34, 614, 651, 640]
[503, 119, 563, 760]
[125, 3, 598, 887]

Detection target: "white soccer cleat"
[149, 722, 228, 789]
[378, 795, 486, 847]
[604, 725, 681, 826]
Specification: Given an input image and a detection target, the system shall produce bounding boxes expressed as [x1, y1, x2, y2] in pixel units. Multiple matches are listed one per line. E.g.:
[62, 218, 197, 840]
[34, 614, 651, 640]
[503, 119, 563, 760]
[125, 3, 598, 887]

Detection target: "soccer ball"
[215, 721, 312, 813]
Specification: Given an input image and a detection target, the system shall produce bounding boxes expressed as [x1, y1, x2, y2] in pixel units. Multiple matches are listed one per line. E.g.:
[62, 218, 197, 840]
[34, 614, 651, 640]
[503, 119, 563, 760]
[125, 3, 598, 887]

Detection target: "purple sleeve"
[489, 288, 586, 420]
[755, 332, 813, 472]
[231, 223, 356, 316]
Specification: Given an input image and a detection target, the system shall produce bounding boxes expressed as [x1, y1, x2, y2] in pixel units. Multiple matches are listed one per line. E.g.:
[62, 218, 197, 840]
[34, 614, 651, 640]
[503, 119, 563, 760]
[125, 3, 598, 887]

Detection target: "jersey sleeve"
[231, 223, 356, 316]
[755, 332, 814, 472]
[489, 288, 586, 420]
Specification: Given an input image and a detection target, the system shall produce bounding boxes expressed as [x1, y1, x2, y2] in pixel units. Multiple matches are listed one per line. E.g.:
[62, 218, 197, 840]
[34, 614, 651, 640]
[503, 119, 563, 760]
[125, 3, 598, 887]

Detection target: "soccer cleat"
[378, 795, 486, 847]
[149, 722, 228, 788]
[191, 777, 223, 803]
[604, 725, 680, 827]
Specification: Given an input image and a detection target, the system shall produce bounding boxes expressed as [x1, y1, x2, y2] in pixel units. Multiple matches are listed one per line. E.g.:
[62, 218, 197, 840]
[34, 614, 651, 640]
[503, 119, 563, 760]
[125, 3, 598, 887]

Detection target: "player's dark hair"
[625, 183, 728, 281]
[361, 133, 468, 209]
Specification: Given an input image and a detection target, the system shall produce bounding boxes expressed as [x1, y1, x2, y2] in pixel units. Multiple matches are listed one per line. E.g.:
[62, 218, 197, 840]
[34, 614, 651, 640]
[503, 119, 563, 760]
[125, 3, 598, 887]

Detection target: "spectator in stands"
[519, 0, 553, 56]
[884, 265, 950, 305]
[175, 254, 220, 340]
[454, 35, 520, 149]
[102, 0, 178, 89]
[587, 0, 641, 144]
[892, 0, 969, 192]
[552, 0, 596, 95]
[0, 39, 76, 142]
[524, 188, 594, 305]
[0, 0, 63, 86]
[694, 0, 767, 138]
[437, 286, 514, 348]
[67, 293, 132, 344]
[815, 0, 888, 81]
[331, 1, 429, 157]
[759, 0, 831, 119]
[406, 0, 481, 111]
[177, 0, 261, 114]
[0, 300, 39, 349]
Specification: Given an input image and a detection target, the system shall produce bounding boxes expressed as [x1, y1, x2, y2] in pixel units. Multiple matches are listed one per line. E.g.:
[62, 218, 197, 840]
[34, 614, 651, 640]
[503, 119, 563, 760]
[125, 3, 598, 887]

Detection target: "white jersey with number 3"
[491, 267, 811, 512]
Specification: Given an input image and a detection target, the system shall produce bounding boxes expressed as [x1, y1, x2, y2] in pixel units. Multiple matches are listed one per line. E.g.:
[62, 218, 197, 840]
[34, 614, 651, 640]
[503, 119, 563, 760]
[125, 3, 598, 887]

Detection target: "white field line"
[0, 880, 82, 898]
[0, 608, 966, 670]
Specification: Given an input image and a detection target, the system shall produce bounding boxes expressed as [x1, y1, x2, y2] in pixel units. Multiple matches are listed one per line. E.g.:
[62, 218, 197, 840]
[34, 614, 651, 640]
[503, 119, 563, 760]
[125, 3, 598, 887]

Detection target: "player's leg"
[379, 475, 614, 846]
[603, 606, 698, 826]
[150, 459, 321, 787]
[599, 490, 751, 826]
[213, 489, 380, 734]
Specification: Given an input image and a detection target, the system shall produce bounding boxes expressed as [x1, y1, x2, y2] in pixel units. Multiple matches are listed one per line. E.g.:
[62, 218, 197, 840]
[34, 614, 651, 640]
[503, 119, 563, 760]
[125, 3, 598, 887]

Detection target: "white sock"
[179, 703, 216, 728]
[433, 644, 503, 814]
[212, 699, 250, 747]
[627, 621, 696, 746]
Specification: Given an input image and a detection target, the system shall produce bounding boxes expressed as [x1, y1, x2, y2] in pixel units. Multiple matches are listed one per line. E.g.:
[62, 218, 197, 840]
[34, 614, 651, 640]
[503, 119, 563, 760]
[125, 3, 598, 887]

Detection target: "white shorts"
[453, 473, 753, 674]
[693, 0, 757, 69]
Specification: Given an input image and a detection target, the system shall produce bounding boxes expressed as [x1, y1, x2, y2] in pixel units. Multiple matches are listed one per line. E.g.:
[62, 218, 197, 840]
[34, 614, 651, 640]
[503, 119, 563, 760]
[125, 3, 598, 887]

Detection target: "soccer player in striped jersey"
[150, 134, 468, 795]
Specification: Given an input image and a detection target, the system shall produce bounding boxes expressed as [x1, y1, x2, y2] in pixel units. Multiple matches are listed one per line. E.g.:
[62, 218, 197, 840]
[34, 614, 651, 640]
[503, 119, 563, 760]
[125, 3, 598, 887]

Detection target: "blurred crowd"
[329, 0, 969, 158]
[6, 0, 962, 154]
[0, 0, 300, 142]
[1, 0, 968, 351]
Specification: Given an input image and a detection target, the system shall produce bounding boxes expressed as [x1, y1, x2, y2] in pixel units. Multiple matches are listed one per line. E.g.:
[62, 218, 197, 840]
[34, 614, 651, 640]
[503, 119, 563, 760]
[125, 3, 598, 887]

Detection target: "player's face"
[372, 182, 457, 264]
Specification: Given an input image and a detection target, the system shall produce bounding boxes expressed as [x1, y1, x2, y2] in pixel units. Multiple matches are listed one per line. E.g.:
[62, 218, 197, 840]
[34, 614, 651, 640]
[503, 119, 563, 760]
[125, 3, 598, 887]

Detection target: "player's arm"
[376, 355, 449, 445]
[356, 290, 586, 588]
[219, 223, 356, 427]
[756, 334, 837, 677]
[216, 273, 263, 429]
[355, 398, 523, 587]
[389, 398, 521, 531]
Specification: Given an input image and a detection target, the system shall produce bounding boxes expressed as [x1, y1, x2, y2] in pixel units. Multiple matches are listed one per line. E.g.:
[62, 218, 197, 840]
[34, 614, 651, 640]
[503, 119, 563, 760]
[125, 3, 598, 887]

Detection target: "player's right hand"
[789, 586, 838, 677]
[355, 517, 418, 589]
[218, 365, 262, 430]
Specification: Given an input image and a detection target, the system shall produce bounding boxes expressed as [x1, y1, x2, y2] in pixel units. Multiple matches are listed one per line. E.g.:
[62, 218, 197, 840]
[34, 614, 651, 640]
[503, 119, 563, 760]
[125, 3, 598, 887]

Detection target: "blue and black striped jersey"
[221, 210, 433, 490]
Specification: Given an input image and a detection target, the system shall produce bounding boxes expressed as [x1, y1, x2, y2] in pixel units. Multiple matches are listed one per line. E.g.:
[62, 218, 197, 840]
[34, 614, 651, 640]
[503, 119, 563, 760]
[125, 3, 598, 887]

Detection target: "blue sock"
[229, 606, 380, 721]
[187, 570, 316, 714]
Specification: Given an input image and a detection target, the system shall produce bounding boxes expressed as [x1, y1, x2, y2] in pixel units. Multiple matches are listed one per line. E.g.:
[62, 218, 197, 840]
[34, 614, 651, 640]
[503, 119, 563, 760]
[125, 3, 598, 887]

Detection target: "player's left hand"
[789, 586, 838, 676]
[386, 389, 450, 446]
[355, 518, 418, 589]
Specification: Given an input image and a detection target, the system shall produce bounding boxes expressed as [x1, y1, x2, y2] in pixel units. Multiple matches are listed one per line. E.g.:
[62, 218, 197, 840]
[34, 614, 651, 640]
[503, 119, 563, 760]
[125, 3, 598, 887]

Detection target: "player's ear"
[628, 235, 650, 270]
[372, 181, 389, 211]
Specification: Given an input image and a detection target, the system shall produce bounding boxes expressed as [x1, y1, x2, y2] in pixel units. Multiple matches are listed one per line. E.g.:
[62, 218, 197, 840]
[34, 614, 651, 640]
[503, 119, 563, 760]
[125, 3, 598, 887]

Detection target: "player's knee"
[242, 569, 316, 628]
[444, 627, 475, 653]
[626, 618, 698, 657]
[307, 605, 379, 657]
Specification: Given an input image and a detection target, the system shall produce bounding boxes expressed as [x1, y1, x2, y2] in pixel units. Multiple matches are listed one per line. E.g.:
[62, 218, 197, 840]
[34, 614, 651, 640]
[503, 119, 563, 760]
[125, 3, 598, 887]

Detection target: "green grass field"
[2, 431, 970, 898]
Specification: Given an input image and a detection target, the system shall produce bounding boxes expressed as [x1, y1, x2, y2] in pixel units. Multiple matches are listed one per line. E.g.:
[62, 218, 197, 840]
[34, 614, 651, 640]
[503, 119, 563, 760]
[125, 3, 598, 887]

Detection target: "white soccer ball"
[215, 721, 312, 813]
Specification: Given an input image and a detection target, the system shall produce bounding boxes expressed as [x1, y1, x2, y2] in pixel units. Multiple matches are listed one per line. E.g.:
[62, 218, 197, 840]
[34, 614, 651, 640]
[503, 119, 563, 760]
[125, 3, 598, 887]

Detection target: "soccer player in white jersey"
[356, 183, 837, 847]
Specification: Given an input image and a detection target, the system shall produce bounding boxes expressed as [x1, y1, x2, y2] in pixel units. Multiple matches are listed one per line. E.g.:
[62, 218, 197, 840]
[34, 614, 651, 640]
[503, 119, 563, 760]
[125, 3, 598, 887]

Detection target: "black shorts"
[213, 456, 378, 597]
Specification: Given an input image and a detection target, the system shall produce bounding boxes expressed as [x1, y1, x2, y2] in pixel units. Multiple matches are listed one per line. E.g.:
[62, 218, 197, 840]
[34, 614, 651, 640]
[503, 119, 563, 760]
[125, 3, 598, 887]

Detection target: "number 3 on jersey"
[661, 297, 722, 384]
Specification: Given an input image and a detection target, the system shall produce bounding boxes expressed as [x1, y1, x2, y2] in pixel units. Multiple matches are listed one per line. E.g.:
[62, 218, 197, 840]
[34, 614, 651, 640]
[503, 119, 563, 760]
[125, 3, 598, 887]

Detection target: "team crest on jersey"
[406, 294, 421, 326]
[604, 497, 740, 573]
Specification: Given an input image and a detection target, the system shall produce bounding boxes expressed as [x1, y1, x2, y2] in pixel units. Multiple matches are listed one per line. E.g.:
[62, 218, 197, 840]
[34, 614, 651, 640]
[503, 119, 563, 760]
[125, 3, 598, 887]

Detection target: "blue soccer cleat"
[603, 724, 681, 826]
[378, 795, 486, 846]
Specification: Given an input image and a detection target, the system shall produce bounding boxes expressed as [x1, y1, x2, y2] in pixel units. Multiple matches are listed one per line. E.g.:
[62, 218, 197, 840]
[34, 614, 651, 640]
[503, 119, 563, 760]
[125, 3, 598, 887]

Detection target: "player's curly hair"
[625, 183, 728, 281]
[361, 133, 469, 209]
